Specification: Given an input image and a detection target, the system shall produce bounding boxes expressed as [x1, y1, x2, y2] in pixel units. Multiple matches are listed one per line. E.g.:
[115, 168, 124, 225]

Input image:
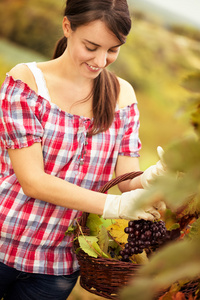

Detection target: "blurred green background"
[1, 1, 200, 299]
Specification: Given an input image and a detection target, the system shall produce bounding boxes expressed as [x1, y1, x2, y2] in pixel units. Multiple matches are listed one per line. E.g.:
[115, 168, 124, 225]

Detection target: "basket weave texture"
[73, 171, 199, 300]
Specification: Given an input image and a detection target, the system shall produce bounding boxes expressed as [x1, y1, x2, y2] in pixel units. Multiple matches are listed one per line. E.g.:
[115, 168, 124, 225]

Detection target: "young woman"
[0, 0, 166, 299]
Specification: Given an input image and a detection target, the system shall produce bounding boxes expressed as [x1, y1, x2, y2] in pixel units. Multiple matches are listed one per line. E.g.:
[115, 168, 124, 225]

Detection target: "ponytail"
[52, 37, 67, 59]
[89, 70, 120, 136]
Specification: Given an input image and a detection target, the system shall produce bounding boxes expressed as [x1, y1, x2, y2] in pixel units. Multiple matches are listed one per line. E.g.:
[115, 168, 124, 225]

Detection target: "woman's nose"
[94, 51, 107, 68]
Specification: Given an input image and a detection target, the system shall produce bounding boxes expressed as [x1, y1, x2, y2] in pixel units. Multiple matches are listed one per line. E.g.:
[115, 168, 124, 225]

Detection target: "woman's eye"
[86, 46, 96, 52]
[109, 48, 119, 53]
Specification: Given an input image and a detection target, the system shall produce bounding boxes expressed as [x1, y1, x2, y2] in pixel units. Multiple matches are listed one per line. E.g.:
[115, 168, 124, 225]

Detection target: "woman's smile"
[85, 63, 101, 72]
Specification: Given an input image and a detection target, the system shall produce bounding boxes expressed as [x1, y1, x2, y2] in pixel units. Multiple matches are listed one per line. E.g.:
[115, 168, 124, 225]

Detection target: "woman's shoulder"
[117, 77, 137, 109]
[8, 63, 37, 92]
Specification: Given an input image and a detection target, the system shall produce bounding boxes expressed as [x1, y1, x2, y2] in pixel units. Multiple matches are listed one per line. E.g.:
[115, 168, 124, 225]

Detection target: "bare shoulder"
[8, 64, 37, 91]
[117, 77, 137, 109]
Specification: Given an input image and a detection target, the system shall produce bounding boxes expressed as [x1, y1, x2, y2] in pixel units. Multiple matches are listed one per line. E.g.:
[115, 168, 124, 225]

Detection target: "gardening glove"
[141, 146, 166, 189]
[102, 189, 165, 221]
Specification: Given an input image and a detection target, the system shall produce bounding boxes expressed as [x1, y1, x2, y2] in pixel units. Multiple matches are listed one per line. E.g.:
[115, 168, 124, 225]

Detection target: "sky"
[143, 0, 200, 28]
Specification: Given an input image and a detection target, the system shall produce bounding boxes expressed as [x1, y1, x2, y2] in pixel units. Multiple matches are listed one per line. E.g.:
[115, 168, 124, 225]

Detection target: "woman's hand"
[141, 146, 166, 189]
[103, 189, 166, 221]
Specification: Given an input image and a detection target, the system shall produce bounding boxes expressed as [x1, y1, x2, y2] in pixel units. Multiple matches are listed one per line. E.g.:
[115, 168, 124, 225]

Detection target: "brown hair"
[53, 0, 132, 135]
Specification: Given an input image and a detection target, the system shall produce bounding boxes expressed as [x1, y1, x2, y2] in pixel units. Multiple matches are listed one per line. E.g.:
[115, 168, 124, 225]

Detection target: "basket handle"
[98, 171, 143, 193]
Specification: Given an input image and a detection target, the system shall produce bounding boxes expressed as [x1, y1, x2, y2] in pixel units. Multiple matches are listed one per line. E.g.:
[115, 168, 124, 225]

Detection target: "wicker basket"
[73, 171, 199, 300]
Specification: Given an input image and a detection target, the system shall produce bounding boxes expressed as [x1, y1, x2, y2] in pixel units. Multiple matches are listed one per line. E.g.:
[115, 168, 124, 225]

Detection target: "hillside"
[0, 1, 200, 169]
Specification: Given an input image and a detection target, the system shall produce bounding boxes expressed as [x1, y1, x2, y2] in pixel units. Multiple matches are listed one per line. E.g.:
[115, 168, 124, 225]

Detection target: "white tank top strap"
[25, 62, 51, 102]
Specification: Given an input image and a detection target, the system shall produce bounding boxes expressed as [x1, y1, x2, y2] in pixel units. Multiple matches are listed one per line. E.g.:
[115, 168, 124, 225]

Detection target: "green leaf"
[168, 223, 180, 230]
[98, 226, 110, 254]
[78, 235, 109, 258]
[86, 214, 102, 236]
[188, 217, 200, 240]
[78, 236, 99, 258]
[92, 241, 109, 258]
[100, 217, 114, 228]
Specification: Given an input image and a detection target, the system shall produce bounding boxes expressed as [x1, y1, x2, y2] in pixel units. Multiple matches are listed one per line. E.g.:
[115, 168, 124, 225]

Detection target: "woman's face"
[63, 18, 123, 79]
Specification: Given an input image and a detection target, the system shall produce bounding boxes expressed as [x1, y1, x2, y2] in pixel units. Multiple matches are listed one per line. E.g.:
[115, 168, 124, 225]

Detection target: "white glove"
[102, 189, 166, 221]
[141, 146, 166, 189]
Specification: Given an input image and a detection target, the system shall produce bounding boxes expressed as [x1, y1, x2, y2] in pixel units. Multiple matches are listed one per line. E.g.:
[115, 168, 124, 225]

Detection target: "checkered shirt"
[0, 75, 141, 275]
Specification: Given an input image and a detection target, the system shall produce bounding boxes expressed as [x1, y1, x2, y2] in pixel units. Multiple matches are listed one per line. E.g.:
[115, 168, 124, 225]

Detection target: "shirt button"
[74, 164, 79, 170]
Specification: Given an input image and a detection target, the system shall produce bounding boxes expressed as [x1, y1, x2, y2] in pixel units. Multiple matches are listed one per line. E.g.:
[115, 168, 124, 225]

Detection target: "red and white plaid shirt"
[0, 75, 141, 275]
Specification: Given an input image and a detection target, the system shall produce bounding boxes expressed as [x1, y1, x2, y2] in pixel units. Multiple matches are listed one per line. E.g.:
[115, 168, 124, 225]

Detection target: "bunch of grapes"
[120, 219, 178, 262]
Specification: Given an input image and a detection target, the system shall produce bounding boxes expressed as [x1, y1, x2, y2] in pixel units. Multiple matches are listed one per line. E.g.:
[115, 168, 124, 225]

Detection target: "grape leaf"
[107, 219, 129, 244]
[92, 241, 109, 258]
[78, 236, 99, 258]
[133, 252, 149, 265]
[86, 214, 103, 236]
[100, 217, 113, 228]
[168, 223, 180, 230]
[98, 225, 109, 254]
[188, 217, 200, 240]
[78, 235, 109, 258]
[176, 195, 200, 217]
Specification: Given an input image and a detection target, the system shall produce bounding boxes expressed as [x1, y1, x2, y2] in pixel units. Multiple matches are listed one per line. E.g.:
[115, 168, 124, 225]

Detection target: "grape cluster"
[120, 219, 169, 262]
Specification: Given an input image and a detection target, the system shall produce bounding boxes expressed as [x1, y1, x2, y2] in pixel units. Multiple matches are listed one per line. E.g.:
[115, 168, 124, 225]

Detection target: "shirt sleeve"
[0, 76, 44, 149]
[118, 103, 142, 157]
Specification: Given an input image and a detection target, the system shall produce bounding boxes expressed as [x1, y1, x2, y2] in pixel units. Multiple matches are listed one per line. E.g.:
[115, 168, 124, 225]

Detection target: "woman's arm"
[8, 143, 163, 221]
[8, 143, 106, 214]
[116, 78, 143, 192]
[115, 155, 143, 192]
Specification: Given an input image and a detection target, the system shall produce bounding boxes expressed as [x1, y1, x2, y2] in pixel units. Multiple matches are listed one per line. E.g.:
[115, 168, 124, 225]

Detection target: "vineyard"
[0, 1, 200, 299]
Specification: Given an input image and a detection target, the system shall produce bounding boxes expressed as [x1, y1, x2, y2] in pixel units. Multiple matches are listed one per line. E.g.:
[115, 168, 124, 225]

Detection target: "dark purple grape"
[122, 254, 130, 262]
[130, 248, 135, 254]
[125, 243, 129, 249]
[140, 234, 146, 241]
[129, 227, 134, 234]
[124, 227, 129, 234]
[124, 248, 130, 255]
[129, 221, 135, 227]
[145, 230, 152, 238]
[134, 223, 141, 230]
[129, 233, 135, 239]
[144, 241, 151, 247]
[138, 248, 143, 254]
[134, 230, 140, 237]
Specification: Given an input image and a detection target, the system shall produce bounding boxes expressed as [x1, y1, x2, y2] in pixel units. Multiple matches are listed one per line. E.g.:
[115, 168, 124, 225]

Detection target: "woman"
[0, 0, 165, 299]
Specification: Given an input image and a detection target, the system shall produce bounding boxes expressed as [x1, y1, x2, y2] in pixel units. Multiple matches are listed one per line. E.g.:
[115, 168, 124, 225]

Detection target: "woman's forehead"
[74, 20, 122, 46]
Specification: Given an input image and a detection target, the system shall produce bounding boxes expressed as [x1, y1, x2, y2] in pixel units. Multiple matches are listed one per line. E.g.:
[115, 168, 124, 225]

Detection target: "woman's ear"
[62, 16, 72, 38]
